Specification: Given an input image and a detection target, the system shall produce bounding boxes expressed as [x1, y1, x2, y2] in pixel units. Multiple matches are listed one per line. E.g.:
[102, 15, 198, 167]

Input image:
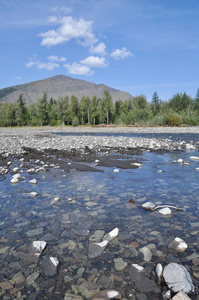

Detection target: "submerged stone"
[88, 240, 108, 258]
[163, 263, 194, 293]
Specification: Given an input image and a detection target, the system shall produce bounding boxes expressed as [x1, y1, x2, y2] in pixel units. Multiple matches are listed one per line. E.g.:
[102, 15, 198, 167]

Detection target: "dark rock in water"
[166, 254, 181, 264]
[129, 264, 157, 293]
[163, 263, 194, 293]
[88, 240, 108, 258]
[97, 274, 111, 289]
[12, 251, 39, 265]
[42, 257, 59, 277]
[29, 291, 42, 300]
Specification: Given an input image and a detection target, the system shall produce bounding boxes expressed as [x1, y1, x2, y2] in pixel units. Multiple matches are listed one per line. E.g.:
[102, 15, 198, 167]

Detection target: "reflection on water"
[0, 139, 199, 298]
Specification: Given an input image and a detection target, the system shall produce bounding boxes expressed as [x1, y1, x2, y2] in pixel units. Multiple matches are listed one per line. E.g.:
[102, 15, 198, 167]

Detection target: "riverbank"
[0, 126, 199, 157]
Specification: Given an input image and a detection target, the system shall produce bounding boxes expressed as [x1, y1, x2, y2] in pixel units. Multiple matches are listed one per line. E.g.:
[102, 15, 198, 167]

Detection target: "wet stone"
[78, 281, 100, 298]
[42, 257, 59, 277]
[26, 227, 43, 237]
[64, 295, 83, 300]
[114, 257, 127, 271]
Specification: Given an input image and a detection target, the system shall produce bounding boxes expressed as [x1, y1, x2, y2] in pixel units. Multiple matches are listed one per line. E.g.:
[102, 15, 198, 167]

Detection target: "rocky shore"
[0, 126, 199, 157]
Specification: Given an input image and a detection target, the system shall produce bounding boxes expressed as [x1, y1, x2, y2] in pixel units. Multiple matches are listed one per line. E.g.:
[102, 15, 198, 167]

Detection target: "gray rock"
[89, 230, 105, 242]
[64, 295, 83, 300]
[163, 263, 194, 293]
[42, 257, 59, 277]
[26, 227, 43, 237]
[88, 240, 108, 258]
[139, 246, 152, 261]
[142, 202, 156, 210]
[114, 257, 127, 271]
[26, 272, 40, 285]
[79, 281, 100, 298]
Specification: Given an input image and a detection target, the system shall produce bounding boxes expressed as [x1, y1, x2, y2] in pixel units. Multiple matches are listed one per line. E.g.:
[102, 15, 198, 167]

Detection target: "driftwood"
[128, 194, 136, 203]
[149, 205, 182, 211]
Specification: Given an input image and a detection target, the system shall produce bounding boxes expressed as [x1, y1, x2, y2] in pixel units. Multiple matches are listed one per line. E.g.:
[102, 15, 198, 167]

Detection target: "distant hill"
[0, 75, 133, 105]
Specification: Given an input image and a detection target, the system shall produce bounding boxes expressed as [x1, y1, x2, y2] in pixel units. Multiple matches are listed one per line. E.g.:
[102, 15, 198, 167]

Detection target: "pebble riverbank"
[0, 126, 199, 156]
[1, 126, 199, 300]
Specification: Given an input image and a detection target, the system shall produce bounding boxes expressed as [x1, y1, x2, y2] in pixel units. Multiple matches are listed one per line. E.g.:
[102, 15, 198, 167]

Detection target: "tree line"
[0, 89, 199, 127]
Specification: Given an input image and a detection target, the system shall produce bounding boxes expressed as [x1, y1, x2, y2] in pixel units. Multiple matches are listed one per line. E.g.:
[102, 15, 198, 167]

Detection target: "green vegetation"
[0, 89, 199, 127]
[0, 87, 18, 100]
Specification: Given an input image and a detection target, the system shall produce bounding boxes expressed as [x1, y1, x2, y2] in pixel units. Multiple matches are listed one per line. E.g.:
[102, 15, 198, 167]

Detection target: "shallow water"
[1, 133, 199, 299]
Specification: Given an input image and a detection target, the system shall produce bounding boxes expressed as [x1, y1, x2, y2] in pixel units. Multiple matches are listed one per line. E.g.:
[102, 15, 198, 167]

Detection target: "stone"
[10, 177, 19, 184]
[64, 295, 83, 300]
[30, 192, 38, 197]
[93, 289, 122, 299]
[171, 291, 192, 299]
[113, 169, 119, 172]
[190, 156, 199, 160]
[168, 237, 188, 252]
[177, 159, 183, 163]
[12, 271, 26, 287]
[0, 280, 14, 290]
[88, 240, 108, 258]
[89, 230, 105, 242]
[0, 246, 9, 254]
[12, 173, 21, 179]
[12, 251, 39, 265]
[156, 263, 163, 278]
[26, 227, 43, 237]
[42, 257, 59, 277]
[26, 272, 40, 285]
[79, 281, 100, 298]
[50, 196, 60, 205]
[139, 246, 152, 261]
[159, 207, 172, 215]
[114, 258, 127, 271]
[163, 263, 194, 293]
[142, 202, 156, 210]
[103, 228, 119, 241]
[29, 178, 37, 184]
[29, 241, 47, 254]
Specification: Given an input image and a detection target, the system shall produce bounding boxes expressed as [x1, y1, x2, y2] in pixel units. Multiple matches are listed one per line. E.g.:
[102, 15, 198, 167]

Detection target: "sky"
[0, 0, 199, 102]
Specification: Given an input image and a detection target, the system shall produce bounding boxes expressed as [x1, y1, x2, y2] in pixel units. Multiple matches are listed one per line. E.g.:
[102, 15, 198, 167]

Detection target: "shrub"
[72, 116, 79, 127]
[168, 114, 182, 126]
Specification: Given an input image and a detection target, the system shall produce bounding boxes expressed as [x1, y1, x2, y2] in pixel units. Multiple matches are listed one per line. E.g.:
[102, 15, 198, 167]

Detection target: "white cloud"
[81, 56, 108, 68]
[64, 62, 93, 76]
[90, 42, 107, 56]
[39, 16, 97, 47]
[47, 55, 66, 62]
[110, 47, 133, 60]
[25, 60, 59, 71]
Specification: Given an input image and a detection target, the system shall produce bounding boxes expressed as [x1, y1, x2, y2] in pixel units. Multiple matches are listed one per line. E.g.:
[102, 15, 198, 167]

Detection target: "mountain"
[0, 75, 133, 105]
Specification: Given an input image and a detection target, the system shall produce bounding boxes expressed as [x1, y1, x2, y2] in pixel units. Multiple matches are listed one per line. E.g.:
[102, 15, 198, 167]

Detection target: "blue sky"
[0, 0, 199, 102]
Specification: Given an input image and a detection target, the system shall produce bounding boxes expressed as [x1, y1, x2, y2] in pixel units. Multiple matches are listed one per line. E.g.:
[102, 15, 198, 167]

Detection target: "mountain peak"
[0, 75, 133, 104]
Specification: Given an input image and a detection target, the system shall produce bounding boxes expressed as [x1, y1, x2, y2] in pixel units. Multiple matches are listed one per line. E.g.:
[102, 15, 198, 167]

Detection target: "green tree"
[99, 90, 114, 124]
[70, 95, 79, 121]
[15, 93, 27, 126]
[90, 96, 99, 125]
[133, 95, 147, 109]
[151, 92, 160, 115]
[57, 96, 70, 125]
[114, 100, 123, 118]
[37, 92, 48, 126]
[194, 88, 199, 110]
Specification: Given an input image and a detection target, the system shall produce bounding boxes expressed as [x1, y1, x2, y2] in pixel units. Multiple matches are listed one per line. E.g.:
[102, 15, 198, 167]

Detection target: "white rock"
[32, 241, 46, 252]
[157, 170, 163, 173]
[95, 160, 99, 163]
[142, 202, 156, 210]
[50, 257, 59, 266]
[108, 228, 119, 240]
[177, 159, 183, 163]
[159, 207, 171, 215]
[29, 179, 37, 184]
[107, 291, 120, 298]
[131, 162, 143, 167]
[13, 167, 19, 172]
[139, 246, 152, 261]
[30, 192, 38, 197]
[190, 156, 199, 160]
[156, 263, 163, 278]
[195, 167, 199, 170]
[186, 144, 196, 150]
[163, 263, 194, 293]
[50, 197, 60, 205]
[169, 237, 188, 252]
[113, 169, 119, 173]
[12, 173, 21, 179]
[93, 240, 109, 248]
[10, 177, 18, 184]
[132, 264, 144, 272]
